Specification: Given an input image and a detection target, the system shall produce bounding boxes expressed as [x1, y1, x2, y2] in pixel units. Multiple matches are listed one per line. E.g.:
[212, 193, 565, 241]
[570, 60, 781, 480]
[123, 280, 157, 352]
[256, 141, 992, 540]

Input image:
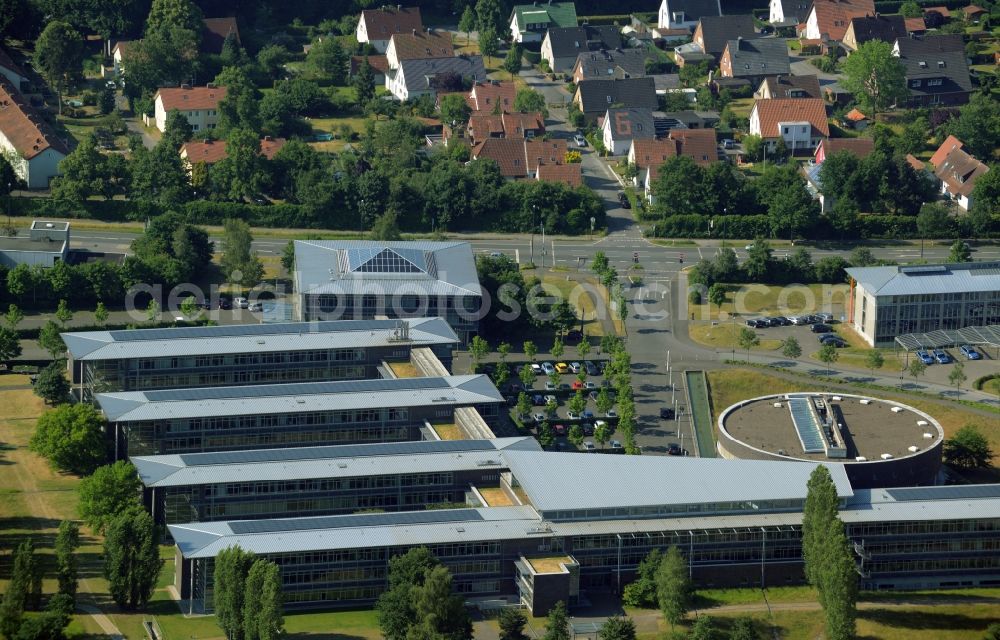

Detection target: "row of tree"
[213, 547, 285, 640]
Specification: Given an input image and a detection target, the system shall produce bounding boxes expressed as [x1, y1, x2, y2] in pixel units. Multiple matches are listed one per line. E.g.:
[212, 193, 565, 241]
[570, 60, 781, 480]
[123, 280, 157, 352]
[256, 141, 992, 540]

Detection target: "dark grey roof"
[848, 14, 906, 46]
[574, 47, 647, 80]
[777, 0, 811, 24]
[394, 55, 486, 94]
[758, 74, 822, 99]
[650, 73, 681, 91]
[724, 37, 790, 77]
[603, 107, 657, 141]
[545, 25, 621, 58]
[663, 0, 722, 21]
[698, 15, 756, 55]
[575, 76, 658, 114]
[894, 35, 972, 95]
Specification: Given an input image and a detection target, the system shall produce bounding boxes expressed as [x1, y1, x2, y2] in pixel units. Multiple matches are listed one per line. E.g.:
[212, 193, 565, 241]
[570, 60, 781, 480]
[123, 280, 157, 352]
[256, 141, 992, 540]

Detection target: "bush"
[688, 290, 702, 304]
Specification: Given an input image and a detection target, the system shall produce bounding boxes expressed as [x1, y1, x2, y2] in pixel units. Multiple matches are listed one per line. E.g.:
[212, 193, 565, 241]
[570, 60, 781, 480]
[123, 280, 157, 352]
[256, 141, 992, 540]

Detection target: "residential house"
[692, 15, 757, 60]
[536, 163, 582, 187]
[509, 1, 579, 43]
[962, 5, 987, 23]
[0, 49, 28, 89]
[843, 14, 906, 51]
[152, 85, 226, 133]
[922, 6, 950, 27]
[804, 137, 874, 211]
[904, 17, 927, 35]
[349, 55, 390, 85]
[540, 25, 621, 73]
[628, 138, 677, 179]
[667, 128, 718, 166]
[466, 111, 544, 144]
[658, 0, 721, 30]
[180, 136, 287, 173]
[471, 138, 568, 179]
[893, 34, 972, 107]
[719, 37, 790, 84]
[0, 79, 68, 189]
[638, 129, 719, 202]
[571, 47, 647, 83]
[386, 55, 485, 102]
[749, 97, 829, 152]
[803, 0, 876, 41]
[111, 40, 133, 78]
[572, 76, 658, 123]
[650, 73, 682, 94]
[769, 0, 811, 26]
[466, 81, 518, 113]
[930, 136, 989, 211]
[754, 74, 822, 99]
[385, 30, 454, 71]
[356, 6, 423, 52]
[201, 17, 240, 54]
[601, 107, 656, 155]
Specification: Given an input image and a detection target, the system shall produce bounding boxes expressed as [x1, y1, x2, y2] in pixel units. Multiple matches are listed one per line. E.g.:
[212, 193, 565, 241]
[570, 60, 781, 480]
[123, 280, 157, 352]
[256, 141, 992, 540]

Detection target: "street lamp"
[590, 216, 595, 240]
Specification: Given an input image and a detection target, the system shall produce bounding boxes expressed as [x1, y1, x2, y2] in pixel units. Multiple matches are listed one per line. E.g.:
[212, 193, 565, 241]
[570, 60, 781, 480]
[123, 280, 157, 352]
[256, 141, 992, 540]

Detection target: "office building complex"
[293, 241, 482, 343]
[846, 261, 1000, 346]
[170, 451, 1000, 615]
[133, 438, 540, 529]
[63, 318, 458, 398]
[99, 375, 504, 458]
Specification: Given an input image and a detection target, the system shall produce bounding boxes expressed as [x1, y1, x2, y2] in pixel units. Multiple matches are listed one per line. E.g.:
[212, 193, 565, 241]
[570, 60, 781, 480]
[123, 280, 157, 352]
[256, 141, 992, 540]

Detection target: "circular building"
[717, 392, 944, 489]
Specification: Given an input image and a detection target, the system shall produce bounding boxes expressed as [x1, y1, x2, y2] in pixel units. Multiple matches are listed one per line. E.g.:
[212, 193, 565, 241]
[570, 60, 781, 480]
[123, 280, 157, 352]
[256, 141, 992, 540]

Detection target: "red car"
[571, 380, 584, 390]
[553, 424, 566, 436]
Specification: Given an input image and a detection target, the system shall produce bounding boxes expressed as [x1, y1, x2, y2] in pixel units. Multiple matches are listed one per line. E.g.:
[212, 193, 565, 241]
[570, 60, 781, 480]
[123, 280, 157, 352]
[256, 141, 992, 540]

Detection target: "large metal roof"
[894, 325, 1000, 351]
[294, 240, 482, 298]
[62, 318, 458, 361]
[501, 451, 854, 514]
[131, 437, 541, 487]
[846, 261, 1000, 297]
[97, 374, 503, 422]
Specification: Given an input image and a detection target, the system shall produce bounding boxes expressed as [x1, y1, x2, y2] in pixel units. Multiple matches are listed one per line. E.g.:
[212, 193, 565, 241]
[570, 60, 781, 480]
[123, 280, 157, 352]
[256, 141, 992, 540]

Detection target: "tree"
[598, 615, 636, 640]
[377, 547, 444, 640]
[0, 540, 40, 638]
[478, 26, 498, 64]
[543, 600, 570, 640]
[743, 239, 772, 281]
[818, 520, 858, 640]
[13, 595, 72, 640]
[948, 239, 972, 263]
[439, 93, 471, 127]
[970, 166, 1000, 232]
[947, 362, 967, 394]
[30, 402, 105, 474]
[943, 424, 994, 469]
[221, 218, 264, 289]
[524, 341, 538, 362]
[503, 43, 522, 81]
[622, 549, 662, 608]
[594, 421, 611, 448]
[5, 303, 23, 329]
[595, 387, 613, 416]
[34, 360, 70, 405]
[214, 66, 262, 135]
[307, 37, 348, 84]
[941, 94, 1000, 160]
[737, 327, 759, 362]
[650, 155, 705, 216]
[729, 616, 758, 640]
[782, 336, 802, 360]
[215, 546, 257, 640]
[864, 349, 884, 377]
[900, 1, 922, 17]
[257, 44, 289, 80]
[908, 357, 927, 384]
[818, 342, 839, 373]
[689, 615, 717, 640]
[280, 240, 296, 275]
[244, 560, 284, 640]
[514, 87, 547, 118]
[78, 461, 142, 534]
[145, 0, 202, 36]
[499, 607, 528, 640]
[353, 56, 376, 106]
[407, 565, 472, 640]
[0, 325, 22, 365]
[214, 128, 269, 201]
[34, 21, 84, 112]
[54, 298, 72, 325]
[568, 424, 584, 447]
[577, 338, 590, 360]
[917, 202, 951, 243]
[476, 0, 504, 34]
[517, 392, 532, 419]
[708, 283, 726, 316]
[104, 506, 163, 610]
[469, 335, 490, 372]
[802, 465, 840, 595]
[840, 40, 907, 115]
[516, 365, 534, 391]
[459, 6, 476, 44]
[551, 337, 564, 360]
[370, 211, 402, 240]
[655, 546, 692, 630]
[55, 520, 80, 600]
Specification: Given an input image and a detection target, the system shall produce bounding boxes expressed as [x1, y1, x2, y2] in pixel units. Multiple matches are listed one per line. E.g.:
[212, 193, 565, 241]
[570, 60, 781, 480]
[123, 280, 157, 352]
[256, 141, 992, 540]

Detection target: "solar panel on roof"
[177, 439, 495, 466]
[899, 265, 948, 274]
[228, 508, 483, 534]
[105, 319, 406, 342]
[885, 485, 1000, 502]
[143, 377, 448, 402]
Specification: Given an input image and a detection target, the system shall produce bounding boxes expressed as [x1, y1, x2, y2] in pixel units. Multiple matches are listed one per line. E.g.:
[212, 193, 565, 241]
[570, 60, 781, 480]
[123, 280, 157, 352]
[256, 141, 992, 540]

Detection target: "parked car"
[218, 298, 233, 310]
[667, 443, 682, 455]
[553, 424, 566, 436]
[660, 407, 675, 420]
[916, 350, 934, 365]
[531, 363, 543, 374]
[583, 441, 596, 452]
[544, 395, 557, 404]
[582, 410, 594, 419]
[234, 297, 249, 309]
[567, 411, 581, 420]
[533, 413, 546, 423]
[817, 313, 835, 323]
[555, 362, 569, 373]
[746, 318, 764, 328]
[960, 345, 981, 360]
[584, 361, 598, 375]
[605, 409, 617, 418]
[594, 420, 608, 433]
[541, 362, 555, 375]
[584, 381, 597, 389]
[788, 315, 806, 325]
[722, 138, 736, 149]
[532, 394, 545, 406]
[933, 349, 951, 364]
[819, 336, 847, 348]
[249, 302, 264, 312]
[569, 362, 581, 373]
[571, 380, 584, 390]
[545, 381, 557, 390]
[610, 440, 623, 450]
[617, 192, 631, 209]
[769, 316, 790, 326]
[582, 422, 594, 436]
[566, 330, 583, 341]
[810, 324, 832, 333]
[573, 134, 587, 147]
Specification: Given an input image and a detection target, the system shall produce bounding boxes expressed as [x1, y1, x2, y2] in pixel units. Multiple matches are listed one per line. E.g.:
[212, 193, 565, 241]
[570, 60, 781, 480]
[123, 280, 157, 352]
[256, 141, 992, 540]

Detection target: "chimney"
[396, 4, 401, 9]
[412, 28, 416, 35]
[181, 83, 191, 89]
[264, 135, 273, 141]
[207, 82, 216, 88]
[203, 138, 211, 144]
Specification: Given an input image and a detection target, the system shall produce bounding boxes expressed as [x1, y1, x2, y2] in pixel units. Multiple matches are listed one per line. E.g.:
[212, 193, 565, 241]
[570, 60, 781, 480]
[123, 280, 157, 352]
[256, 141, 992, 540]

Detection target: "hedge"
[873, 0, 968, 12]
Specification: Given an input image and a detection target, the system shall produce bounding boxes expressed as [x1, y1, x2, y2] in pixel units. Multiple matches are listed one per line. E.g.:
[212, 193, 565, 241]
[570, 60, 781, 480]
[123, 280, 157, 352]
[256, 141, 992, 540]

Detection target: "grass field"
[690, 283, 850, 321]
[689, 323, 783, 351]
[539, 274, 611, 337]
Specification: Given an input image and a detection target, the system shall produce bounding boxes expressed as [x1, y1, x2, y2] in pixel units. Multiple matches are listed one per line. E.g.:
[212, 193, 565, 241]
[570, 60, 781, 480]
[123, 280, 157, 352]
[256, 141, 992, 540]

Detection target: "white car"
[530, 363, 542, 374]
[573, 134, 586, 147]
[234, 297, 249, 309]
[541, 362, 555, 375]
[248, 302, 264, 312]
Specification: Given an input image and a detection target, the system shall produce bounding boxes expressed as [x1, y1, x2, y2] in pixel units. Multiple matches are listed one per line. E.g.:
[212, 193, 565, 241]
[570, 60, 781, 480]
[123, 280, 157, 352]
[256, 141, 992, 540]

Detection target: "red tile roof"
[537, 163, 582, 187]
[752, 97, 829, 138]
[669, 128, 718, 166]
[467, 114, 504, 142]
[388, 30, 454, 61]
[202, 17, 240, 54]
[922, 5, 950, 17]
[502, 112, 545, 137]
[155, 86, 227, 112]
[0, 78, 68, 159]
[904, 17, 926, 32]
[351, 55, 389, 76]
[360, 6, 423, 39]
[630, 138, 678, 169]
[525, 139, 567, 173]
[472, 138, 528, 177]
[844, 107, 867, 121]
[810, 0, 875, 41]
[905, 154, 925, 171]
[818, 137, 874, 158]
[467, 82, 517, 113]
[930, 134, 963, 167]
[181, 137, 287, 165]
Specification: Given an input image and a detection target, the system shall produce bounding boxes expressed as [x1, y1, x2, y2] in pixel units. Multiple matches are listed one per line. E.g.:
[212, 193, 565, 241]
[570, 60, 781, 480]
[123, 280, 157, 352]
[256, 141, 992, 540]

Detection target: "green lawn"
[689, 282, 850, 321]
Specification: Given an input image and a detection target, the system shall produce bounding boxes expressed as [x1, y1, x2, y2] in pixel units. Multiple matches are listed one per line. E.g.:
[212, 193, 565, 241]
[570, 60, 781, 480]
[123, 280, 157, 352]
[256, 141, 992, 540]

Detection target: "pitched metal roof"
[575, 76, 658, 114]
[847, 261, 1000, 297]
[696, 15, 756, 55]
[294, 240, 481, 298]
[723, 37, 790, 78]
[502, 451, 854, 513]
[97, 374, 503, 422]
[510, 2, 578, 32]
[132, 437, 540, 487]
[62, 318, 458, 361]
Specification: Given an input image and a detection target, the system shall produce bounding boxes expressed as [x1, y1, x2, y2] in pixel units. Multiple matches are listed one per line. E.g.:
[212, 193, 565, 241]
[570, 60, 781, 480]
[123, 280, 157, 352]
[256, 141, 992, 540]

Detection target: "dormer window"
[745, 63, 750, 69]
[937, 61, 945, 68]
[919, 61, 927, 68]
[607, 95, 613, 103]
